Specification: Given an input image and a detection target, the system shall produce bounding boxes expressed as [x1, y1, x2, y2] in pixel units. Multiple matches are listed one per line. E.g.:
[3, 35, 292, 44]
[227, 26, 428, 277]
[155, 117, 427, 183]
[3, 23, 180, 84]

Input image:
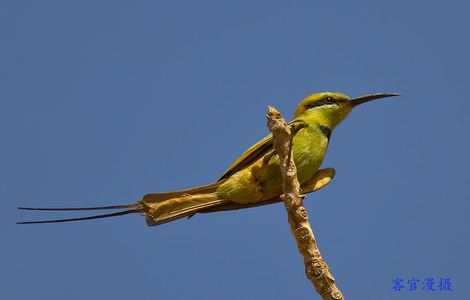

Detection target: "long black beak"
[348, 93, 401, 107]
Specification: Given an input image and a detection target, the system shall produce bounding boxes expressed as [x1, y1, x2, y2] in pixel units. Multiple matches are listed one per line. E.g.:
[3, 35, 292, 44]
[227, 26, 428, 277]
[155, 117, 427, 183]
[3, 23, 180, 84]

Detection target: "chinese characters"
[392, 277, 452, 292]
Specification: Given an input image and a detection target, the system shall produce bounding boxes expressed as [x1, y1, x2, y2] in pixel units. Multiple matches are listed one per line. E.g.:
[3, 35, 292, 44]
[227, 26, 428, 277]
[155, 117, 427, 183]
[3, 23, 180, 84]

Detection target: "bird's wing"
[218, 119, 305, 181]
[218, 133, 273, 181]
[206, 168, 335, 213]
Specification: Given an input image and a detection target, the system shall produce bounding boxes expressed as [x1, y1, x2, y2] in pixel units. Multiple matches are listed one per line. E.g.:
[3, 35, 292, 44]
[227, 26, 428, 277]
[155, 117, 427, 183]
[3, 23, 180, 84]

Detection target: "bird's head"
[293, 92, 400, 128]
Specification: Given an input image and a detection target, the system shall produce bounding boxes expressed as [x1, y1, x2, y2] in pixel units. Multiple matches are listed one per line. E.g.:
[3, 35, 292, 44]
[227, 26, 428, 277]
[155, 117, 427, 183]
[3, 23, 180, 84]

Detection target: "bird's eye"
[324, 97, 334, 104]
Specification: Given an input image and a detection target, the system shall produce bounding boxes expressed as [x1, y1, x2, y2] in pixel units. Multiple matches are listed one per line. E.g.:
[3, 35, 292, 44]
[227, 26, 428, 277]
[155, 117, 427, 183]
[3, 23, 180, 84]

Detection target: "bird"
[17, 92, 399, 226]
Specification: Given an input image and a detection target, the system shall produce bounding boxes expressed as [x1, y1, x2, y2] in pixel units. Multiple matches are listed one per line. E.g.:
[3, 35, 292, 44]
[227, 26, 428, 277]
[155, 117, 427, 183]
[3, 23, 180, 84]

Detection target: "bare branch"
[267, 106, 344, 300]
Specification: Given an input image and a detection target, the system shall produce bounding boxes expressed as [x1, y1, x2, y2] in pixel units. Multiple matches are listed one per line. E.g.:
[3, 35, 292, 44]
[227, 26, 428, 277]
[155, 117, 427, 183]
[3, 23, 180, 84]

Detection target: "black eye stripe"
[305, 101, 323, 109]
[305, 97, 338, 109]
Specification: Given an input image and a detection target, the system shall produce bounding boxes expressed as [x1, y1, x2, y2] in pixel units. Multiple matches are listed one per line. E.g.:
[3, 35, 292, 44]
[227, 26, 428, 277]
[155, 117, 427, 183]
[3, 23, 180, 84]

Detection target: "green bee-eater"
[18, 92, 399, 225]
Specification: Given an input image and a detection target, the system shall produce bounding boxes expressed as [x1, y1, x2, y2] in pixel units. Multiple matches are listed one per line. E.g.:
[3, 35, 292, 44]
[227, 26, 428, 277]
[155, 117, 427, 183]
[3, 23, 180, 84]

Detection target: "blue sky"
[1, 1, 469, 299]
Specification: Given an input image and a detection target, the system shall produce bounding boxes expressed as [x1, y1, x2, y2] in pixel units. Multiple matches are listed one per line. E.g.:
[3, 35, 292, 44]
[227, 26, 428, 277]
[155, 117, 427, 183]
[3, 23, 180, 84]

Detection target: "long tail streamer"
[17, 208, 140, 224]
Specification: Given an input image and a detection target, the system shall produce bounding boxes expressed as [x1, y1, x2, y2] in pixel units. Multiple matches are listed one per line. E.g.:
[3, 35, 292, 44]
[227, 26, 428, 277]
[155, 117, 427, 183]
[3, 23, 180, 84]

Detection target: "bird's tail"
[140, 181, 226, 226]
[17, 203, 144, 224]
[142, 192, 226, 226]
[17, 181, 226, 225]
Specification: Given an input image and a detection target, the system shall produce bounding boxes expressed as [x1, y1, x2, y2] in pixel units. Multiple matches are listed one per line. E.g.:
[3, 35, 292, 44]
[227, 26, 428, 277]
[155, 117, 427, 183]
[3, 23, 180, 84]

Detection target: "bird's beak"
[348, 93, 401, 108]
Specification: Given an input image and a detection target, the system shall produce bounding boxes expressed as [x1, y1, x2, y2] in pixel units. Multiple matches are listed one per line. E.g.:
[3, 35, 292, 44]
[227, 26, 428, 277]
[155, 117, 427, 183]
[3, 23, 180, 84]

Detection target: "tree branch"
[266, 106, 344, 300]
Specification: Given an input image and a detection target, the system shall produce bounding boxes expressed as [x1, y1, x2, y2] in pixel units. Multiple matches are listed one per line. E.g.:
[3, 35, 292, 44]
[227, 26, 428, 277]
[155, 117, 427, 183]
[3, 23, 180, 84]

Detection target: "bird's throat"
[316, 124, 332, 140]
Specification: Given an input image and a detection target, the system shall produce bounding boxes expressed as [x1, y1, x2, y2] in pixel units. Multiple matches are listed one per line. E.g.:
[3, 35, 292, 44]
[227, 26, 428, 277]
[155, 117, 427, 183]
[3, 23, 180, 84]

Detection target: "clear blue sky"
[1, 1, 469, 299]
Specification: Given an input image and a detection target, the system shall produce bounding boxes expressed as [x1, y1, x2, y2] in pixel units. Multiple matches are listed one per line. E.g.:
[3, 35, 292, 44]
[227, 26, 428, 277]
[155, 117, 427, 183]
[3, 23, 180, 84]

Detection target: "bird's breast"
[293, 125, 329, 184]
[216, 124, 330, 204]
